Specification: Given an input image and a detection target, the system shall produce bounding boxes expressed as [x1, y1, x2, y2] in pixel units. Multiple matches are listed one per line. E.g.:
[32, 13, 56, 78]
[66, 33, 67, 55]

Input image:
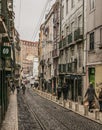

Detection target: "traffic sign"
[1, 46, 11, 58]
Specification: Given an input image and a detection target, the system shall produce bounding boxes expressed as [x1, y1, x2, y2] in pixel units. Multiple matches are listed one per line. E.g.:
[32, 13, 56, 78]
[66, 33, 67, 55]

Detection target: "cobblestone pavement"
[18, 88, 102, 130]
[1, 90, 18, 130]
[1, 87, 102, 130]
[34, 89, 102, 124]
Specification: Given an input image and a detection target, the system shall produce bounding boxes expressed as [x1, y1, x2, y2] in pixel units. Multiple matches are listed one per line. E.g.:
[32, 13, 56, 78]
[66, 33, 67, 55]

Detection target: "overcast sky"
[14, 0, 49, 42]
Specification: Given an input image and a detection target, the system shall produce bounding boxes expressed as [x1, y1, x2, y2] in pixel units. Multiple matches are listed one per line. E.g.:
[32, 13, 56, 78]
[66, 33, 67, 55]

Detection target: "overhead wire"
[31, 0, 51, 41]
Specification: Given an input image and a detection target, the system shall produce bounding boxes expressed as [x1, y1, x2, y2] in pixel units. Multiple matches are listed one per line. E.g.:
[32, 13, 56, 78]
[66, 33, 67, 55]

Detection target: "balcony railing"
[59, 41, 63, 49]
[68, 33, 72, 44]
[59, 64, 66, 73]
[74, 28, 83, 42]
[52, 49, 59, 58]
[63, 38, 66, 47]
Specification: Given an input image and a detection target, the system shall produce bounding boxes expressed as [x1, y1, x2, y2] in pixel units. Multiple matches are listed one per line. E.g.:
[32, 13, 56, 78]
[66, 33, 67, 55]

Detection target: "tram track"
[18, 88, 102, 130]
[22, 95, 48, 130]
[26, 89, 73, 130]
[27, 88, 102, 130]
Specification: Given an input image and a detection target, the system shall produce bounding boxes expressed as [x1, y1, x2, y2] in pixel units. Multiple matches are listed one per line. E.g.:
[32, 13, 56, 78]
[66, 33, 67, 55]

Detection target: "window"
[66, 26, 69, 36]
[89, 32, 94, 50]
[61, 5, 64, 20]
[66, 0, 68, 14]
[88, 68, 95, 85]
[71, 0, 75, 8]
[90, 0, 95, 11]
[78, 15, 82, 28]
[71, 22, 74, 32]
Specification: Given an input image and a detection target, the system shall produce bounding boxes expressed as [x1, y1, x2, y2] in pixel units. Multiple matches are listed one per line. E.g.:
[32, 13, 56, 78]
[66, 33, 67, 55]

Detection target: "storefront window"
[88, 68, 95, 85]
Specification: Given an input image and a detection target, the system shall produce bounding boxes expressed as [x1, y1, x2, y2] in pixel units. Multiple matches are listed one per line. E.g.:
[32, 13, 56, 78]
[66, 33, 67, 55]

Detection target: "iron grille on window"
[90, 32, 94, 50]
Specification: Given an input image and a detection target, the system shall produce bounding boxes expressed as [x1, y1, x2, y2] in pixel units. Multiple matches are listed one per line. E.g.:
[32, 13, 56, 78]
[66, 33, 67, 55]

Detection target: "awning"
[65, 75, 82, 80]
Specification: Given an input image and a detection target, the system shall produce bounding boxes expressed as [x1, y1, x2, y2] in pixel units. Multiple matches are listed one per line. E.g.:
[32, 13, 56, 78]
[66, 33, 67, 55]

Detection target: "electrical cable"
[31, 0, 51, 41]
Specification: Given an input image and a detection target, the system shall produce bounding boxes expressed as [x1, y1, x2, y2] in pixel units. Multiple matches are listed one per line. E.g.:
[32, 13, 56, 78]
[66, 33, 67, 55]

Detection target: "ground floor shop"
[0, 69, 11, 125]
[87, 64, 102, 96]
[59, 74, 83, 103]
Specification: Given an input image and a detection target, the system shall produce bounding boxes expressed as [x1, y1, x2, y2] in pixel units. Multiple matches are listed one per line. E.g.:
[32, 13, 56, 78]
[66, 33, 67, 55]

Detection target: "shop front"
[65, 75, 82, 102]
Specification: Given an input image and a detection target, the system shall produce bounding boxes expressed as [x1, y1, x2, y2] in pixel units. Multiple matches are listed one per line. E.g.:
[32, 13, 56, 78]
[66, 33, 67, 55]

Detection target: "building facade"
[52, 0, 60, 94]
[20, 40, 38, 79]
[86, 0, 102, 95]
[39, 5, 54, 93]
[0, 0, 19, 126]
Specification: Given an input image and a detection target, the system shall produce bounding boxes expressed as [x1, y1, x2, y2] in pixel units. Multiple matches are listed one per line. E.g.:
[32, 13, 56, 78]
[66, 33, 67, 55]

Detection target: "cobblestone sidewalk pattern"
[1, 91, 18, 130]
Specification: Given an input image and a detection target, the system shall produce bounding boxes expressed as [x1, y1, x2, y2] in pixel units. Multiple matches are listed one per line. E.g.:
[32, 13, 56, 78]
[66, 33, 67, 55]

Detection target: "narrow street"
[17, 88, 102, 130]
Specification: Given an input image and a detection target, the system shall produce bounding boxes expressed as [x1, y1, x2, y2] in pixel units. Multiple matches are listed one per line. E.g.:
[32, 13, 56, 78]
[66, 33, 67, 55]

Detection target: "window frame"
[90, 0, 95, 11]
[89, 32, 94, 50]
[66, 0, 68, 15]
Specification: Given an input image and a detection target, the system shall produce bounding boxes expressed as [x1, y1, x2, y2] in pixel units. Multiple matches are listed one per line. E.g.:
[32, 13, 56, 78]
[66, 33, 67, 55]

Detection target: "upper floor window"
[66, 26, 69, 36]
[90, 0, 95, 11]
[78, 15, 82, 28]
[66, 0, 68, 14]
[71, 0, 75, 9]
[71, 22, 74, 32]
[61, 5, 64, 20]
[89, 32, 94, 50]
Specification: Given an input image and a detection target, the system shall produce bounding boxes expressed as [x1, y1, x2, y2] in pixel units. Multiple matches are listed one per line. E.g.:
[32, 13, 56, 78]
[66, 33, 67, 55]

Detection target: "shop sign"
[1, 46, 11, 58]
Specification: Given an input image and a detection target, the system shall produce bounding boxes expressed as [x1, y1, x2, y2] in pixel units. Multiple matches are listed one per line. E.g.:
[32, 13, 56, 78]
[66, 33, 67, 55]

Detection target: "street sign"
[1, 46, 11, 58]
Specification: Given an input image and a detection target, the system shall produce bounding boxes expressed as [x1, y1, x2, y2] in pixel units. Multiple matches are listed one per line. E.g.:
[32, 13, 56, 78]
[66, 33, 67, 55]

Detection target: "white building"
[33, 57, 39, 79]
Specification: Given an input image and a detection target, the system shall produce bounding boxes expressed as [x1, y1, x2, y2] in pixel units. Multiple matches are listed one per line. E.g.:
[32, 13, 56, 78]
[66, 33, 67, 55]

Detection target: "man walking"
[84, 82, 97, 112]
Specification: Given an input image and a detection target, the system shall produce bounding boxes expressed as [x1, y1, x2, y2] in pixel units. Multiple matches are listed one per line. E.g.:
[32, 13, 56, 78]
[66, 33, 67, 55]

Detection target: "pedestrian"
[84, 82, 97, 112]
[22, 84, 26, 94]
[16, 85, 20, 94]
[98, 88, 102, 112]
[62, 82, 68, 100]
[11, 83, 15, 94]
[57, 84, 62, 100]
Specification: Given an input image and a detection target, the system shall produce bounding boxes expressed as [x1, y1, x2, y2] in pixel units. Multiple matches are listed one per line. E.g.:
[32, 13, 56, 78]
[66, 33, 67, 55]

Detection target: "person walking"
[22, 84, 26, 94]
[57, 84, 62, 100]
[98, 88, 102, 112]
[84, 82, 97, 112]
[11, 83, 15, 94]
[62, 82, 68, 100]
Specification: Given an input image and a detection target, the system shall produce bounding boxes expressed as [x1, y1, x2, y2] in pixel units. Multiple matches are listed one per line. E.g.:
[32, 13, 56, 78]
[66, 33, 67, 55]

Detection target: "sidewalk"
[1, 90, 18, 130]
[34, 89, 102, 125]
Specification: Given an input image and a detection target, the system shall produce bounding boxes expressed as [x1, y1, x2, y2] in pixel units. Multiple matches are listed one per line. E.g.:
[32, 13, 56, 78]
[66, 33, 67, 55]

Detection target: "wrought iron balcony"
[52, 49, 59, 58]
[62, 37, 66, 47]
[58, 64, 66, 73]
[74, 28, 83, 42]
[59, 41, 63, 49]
[68, 33, 72, 44]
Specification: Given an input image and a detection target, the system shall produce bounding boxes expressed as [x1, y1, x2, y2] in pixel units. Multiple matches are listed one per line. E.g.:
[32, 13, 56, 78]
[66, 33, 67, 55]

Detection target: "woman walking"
[98, 88, 102, 112]
[84, 82, 97, 112]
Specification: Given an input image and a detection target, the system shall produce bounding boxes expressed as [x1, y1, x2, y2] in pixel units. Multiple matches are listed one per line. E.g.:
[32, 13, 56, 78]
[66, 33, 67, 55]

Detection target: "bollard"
[69, 101, 72, 109]
[51, 95, 52, 100]
[63, 100, 66, 107]
[59, 99, 62, 104]
[75, 103, 79, 112]
[84, 106, 88, 116]
[55, 97, 58, 102]
[95, 109, 99, 120]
